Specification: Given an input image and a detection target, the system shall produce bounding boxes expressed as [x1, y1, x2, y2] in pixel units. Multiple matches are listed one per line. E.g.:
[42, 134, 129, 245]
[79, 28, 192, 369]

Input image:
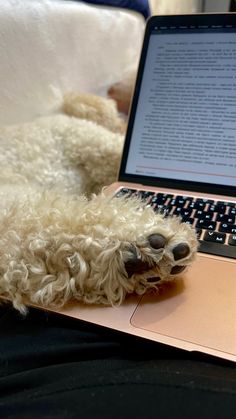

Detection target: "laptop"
[55, 13, 236, 362]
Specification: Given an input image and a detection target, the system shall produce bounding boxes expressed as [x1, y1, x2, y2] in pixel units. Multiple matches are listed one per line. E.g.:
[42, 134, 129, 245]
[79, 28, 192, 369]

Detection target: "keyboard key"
[157, 193, 173, 202]
[228, 235, 236, 246]
[196, 219, 216, 230]
[203, 231, 226, 244]
[149, 195, 159, 204]
[209, 204, 226, 214]
[203, 212, 214, 221]
[173, 207, 183, 215]
[115, 188, 136, 197]
[187, 202, 195, 210]
[216, 214, 235, 224]
[195, 209, 205, 218]
[163, 194, 174, 200]
[219, 223, 232, 233]
[202, 199, 215, 204]
[175, 196, 193, 206]
[182, 217, 194, 225]
[195, 228, 202, 239]
[215, 204, 227, 213]
[194, 210, 214, 220]
[175, 199, 186, 206]
[135, 190, 154, 200]
[187, 200, 210, 210]
[180, 209, 193, 217]
[169, 198, 179, 207]
[193, 201, 206, 210]
[229, 208, 236, 216]
[150, 193, 170, 205]
[217, 200, 235, 207]
[219, 223, 236, 234]
[154, 205, 170, 216]
[182, 217, 195, 225]
[176, 195, 193, 202]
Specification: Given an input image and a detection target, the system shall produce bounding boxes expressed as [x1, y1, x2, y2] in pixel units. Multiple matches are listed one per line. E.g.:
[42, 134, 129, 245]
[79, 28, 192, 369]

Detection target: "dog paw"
[122, 222, 198, 289]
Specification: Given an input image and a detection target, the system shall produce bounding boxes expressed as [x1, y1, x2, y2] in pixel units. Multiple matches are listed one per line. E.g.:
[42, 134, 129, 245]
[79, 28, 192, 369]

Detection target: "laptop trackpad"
[131, 255, 236, 355]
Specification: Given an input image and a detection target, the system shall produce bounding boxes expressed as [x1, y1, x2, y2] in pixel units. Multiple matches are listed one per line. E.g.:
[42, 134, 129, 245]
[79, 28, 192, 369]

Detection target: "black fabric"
[0, 305, 236, 418]
[66, 0, 151, 19]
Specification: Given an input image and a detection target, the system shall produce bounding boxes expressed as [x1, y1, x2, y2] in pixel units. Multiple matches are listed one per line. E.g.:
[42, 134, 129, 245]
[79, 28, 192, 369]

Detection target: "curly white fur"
[0, 113, 123, 198]
[0, 192, 198, 313]
[0, 94, 198, 313]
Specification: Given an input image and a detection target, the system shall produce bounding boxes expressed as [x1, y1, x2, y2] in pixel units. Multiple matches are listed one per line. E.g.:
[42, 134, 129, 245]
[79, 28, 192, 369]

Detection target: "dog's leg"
[0, 193, 198, 312]
[62, 118, 124, 194]
[63, 93, 126, 134]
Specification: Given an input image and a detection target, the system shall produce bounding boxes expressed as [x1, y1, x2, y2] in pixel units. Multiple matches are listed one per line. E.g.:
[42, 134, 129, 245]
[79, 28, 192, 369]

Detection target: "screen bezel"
[118, 13, 236, 197]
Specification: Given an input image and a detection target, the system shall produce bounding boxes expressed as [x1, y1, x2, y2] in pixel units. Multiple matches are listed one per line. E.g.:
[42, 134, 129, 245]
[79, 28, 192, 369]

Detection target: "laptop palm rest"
[131, 255, 236, 356]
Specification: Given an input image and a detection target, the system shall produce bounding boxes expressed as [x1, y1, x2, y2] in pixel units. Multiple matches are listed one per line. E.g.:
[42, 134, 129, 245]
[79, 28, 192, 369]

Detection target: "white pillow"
[0, 0, 145, 124]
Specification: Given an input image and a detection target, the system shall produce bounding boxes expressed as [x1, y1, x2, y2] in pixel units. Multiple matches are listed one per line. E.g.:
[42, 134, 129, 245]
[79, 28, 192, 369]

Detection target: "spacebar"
[199, 241, 236, 259]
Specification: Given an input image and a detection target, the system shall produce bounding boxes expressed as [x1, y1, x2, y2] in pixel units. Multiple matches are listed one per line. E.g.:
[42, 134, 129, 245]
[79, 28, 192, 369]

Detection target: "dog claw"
[148, 234, 166, 250]
[147, 276, 161, 283]
[170, 265, 186, 275]
[124, 248, 151, 278]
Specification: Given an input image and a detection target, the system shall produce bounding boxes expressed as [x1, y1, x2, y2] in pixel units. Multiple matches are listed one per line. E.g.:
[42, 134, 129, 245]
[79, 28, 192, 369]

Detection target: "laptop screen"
[120, 15, 236, 196]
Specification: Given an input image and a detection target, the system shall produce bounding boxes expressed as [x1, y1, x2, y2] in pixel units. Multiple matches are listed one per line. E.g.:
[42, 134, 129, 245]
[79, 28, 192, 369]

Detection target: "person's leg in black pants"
[0, 304, 236, 418]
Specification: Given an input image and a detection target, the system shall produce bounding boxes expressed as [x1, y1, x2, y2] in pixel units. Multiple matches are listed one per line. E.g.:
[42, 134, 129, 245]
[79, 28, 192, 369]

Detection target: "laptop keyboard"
[115, 188, 236, 260]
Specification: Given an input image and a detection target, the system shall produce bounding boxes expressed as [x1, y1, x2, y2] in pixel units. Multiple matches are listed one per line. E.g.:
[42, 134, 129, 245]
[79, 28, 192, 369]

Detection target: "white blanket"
[0, 0, 144, 125]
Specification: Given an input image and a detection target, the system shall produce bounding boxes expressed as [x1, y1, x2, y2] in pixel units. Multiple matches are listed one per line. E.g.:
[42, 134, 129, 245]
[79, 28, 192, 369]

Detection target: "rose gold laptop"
[56, 14, 236, 362]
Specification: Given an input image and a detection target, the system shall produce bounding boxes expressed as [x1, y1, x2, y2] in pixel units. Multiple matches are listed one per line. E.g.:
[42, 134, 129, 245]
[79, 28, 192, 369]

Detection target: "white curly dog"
[0, 93, 198, 313]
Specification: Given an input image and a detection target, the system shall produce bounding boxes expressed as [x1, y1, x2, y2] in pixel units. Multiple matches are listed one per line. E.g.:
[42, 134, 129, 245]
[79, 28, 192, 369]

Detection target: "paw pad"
[123, 231, 194, 281]
[148, 234, 166, 249]
[172, 243, 190, 260]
